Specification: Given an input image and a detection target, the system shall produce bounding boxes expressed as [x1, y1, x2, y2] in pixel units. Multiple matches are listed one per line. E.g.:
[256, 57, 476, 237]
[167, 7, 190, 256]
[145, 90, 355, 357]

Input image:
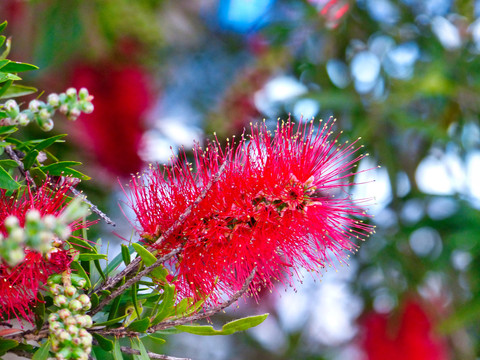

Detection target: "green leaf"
[23, 149, 39, 170]
[0, 21, 7, 33]
[176, 314, 269, 336]
[0, 125, 17, 135]
[40, 161, 82, 173]
[78, 253, 107, 261]
[131, 338, 150, 360]
[121, 244, 131, 265]
[0, 79, 13, 98]
[93, 314, 128, 327]
[113, 338, 122, 360]
[92, 333, 114, 351]
[0, 165, 19, 190]
[151, 284, 176, 325]
[132, 243, 168, 280]
[132, 243, 157, 266]
[68, 237, 97, 254]
[34, 134, 67, 151]
[1, 61, 38, 72]
[145, 334, 166, 345]
[0, 36, 5, 48]
[0, 83, 37, 99]
[0, 38, 11, 60]
[32, 340, 50, 360]
[104, 245, 134, 276]
[70, 261, 92, 289]
[91, 292, 99, 309]
[0, 72, 21, 82]
[0, 338, 19, 356]
[127, 318, 151, 332]
[0, 60, 9, 70]
[57, 167, 91, 180]
[0, 159, 18, 168]
[33, 292, 46, 331]
[29, 167, 47, 185]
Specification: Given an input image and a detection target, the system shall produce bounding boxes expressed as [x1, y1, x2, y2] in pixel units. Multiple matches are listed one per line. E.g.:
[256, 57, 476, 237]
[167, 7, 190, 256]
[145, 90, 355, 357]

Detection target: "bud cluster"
[47, 274, 93, 360]
[0, 87, 94, 131]
[0, 209, 72, 267]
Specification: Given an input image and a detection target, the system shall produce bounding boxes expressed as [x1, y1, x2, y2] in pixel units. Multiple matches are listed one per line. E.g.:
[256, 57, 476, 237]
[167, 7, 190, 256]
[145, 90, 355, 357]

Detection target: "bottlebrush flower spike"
[0, 179, 88, 323]
[126, 117, 375, 304]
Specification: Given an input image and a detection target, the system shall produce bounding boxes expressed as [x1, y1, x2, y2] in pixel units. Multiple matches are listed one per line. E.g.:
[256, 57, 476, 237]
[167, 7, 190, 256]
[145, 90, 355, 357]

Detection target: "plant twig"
[94, 268, 256, 338]
[4, 144, 115, 226]
[151, 268, 256, 331]
[96, 161, 228, 294]
[90, 247, 182, 316]
[120, 346, 191, 360]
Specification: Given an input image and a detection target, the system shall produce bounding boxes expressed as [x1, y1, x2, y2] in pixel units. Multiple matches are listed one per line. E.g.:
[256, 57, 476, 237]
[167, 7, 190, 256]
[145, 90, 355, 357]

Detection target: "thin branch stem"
[94, 268, 256, 338]
[4, 144, 115, 226]
[90, 247, 182, 316]
[150, 268, 256, 331]
[120, 346, 191, 360]
[95, 161, 228, 294]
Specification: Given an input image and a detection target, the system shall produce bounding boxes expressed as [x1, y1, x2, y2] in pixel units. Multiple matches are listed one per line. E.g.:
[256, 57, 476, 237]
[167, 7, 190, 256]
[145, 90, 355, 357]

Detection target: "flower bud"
[59, 104, 69, 114]
[54, 295, 68, 308]
[38, 108, 51, 121]
[40, 118, 54, 131]
[7, 248, 25, 266]
[66, 88, 77, 98]
[58, 308, 71, 320]
[49, 284, 63, 296]
[48, 93, 60, 107]
[17, 113, 30, 126]
[64, 315, 77, 327]
[77, 294, 91, 310]
[48, 312, 60, 323]
[57, 330, 72, 343]
[9, 227, 25, 243]
[78, 88, 89, 100]
[69, 299, 82, 312]
[66, 324, 79, 335]
[4, 99, 19, 114]
[48, 274, 63, 285]
[26, 209, 42, 224]
[29, 99, 41, 112]
[64, 285, 77, 297]
[4, 215, 19, 230]
[43, 214, 57, 229]
[81, 102, 94, 114]
[48, 320, 62, 332]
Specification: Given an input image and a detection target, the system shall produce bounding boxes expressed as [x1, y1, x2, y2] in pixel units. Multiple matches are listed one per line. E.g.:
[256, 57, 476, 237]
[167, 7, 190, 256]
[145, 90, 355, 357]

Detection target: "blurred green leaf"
[32, 340, 50, 360]
[127, 318, 150, 332]
[0, 166, 19, 190]
[0, 339, 19, 356]
[1, 61, 38, 72]
[176, 314, 269, 335]
[92, 333, 114, 351]
[0, 84, 37, 98]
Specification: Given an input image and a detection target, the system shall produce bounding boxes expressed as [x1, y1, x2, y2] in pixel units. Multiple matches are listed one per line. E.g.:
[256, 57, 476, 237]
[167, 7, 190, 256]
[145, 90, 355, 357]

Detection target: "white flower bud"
[40, 118, 54, 131]
[7, 248, 25, 266]
[59, 104, 69, 114]
[81, 102, 94, 114]
[29, 99, 41, 112]
[64, 285, 77, 297]
[54, 295, 68, 308]
[69, 299, 82, 312]
[4, 99, 19, 113]
[38, 108, 51, 121]
[66, 88, 77, 98]
[47, 93, 60, 107]
[17, 113, 30, 126]
[9, 227, 25, 243]
[26, 209, 41, 223]
[4, 215, 19, 230]
[78, 88, 89, 100]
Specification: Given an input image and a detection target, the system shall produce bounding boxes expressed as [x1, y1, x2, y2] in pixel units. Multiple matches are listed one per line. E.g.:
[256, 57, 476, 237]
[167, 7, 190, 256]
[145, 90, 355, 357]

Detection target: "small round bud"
[78, 88, 89, 100]
[81, 102, 94, 114]
[67, 108, 81, 121]
[43, 214, 57, 229]
[58, 308, 71, 320]
[17, 113, 30, 126]
[47, 93, 60, 107]
[7, 248, 25, 266]
[64, 285, 77, 297]
[26, 209, 42, 223]
[57, 330, 72, 343]
[64, 315, 77, 327]
[51, 338, 61, 352]
[66, 88, 77, 97]
[47, 274, 63, 285]
[4, 99, 19, 113]
[29, 99, 41, 112]
[78, 328, 89, 338]
[59, 104, 69, 114]
[49, 284, 63, 296]
[4, 215, 19, 230]
[84, 315, 92, 328]
[69, 299, 82, 312]
[66, 324, 79, 335]
[9, 227, 25, 243]
[38, 108, 51, 121]
[48, 320, 62, 332]
[77, 294, 91, 310]
[40, 118, 54, 131]
[54, 295, 68, 308]
[48, 312, 60, 323]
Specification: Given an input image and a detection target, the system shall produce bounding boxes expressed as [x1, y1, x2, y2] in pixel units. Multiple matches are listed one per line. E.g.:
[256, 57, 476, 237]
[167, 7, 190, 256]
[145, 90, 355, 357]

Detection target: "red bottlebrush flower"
[0, 180, 86, 323]
[360, 299, 450, 360]
[126, 118, 374, 304]
[70, 62, 153, 178]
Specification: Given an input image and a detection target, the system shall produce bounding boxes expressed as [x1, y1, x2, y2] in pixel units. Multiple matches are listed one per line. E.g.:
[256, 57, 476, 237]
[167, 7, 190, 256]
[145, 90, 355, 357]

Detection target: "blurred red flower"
[127, 118, 374, 304]
[0, 180, 86, 323]
[360, 299, 450, 360]
[70, 62, 153, 178]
